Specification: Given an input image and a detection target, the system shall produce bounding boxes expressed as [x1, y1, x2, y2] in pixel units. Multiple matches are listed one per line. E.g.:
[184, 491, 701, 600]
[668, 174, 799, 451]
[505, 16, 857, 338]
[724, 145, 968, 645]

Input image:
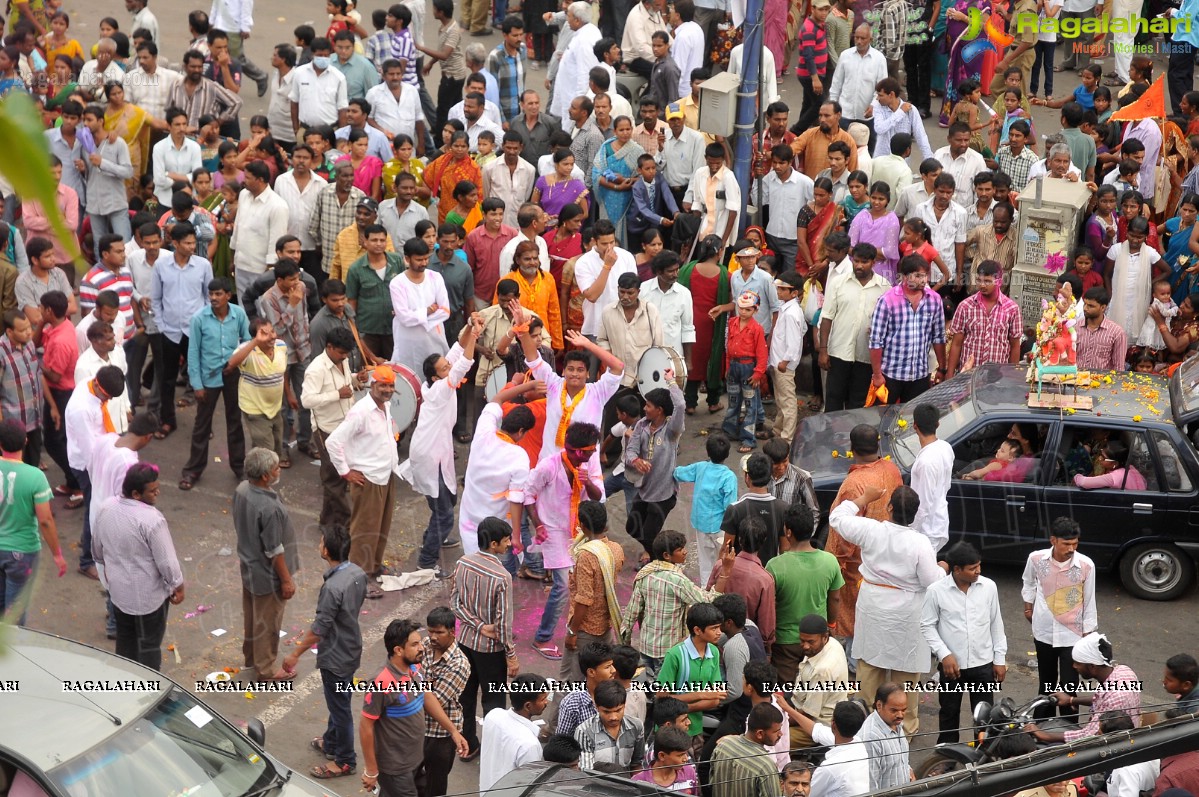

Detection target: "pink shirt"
[1074, 466, 1146, 491]
[22, 184, 80, 264]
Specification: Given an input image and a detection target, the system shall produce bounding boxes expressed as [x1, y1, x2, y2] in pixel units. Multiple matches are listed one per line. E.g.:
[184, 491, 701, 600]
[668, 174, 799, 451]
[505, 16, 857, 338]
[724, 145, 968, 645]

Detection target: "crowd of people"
[2, 0, 1199, 796]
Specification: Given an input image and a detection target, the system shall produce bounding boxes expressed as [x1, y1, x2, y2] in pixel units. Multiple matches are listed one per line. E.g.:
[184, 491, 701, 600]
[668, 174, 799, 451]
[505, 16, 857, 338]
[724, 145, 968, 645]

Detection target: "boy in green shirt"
[655, 603, 729, 753]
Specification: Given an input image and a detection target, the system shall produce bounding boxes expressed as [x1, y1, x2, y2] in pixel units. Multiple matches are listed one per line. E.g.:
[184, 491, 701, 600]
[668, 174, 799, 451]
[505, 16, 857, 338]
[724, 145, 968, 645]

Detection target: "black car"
[488, 762, 671, 796]
[790, 362, 1199, 601]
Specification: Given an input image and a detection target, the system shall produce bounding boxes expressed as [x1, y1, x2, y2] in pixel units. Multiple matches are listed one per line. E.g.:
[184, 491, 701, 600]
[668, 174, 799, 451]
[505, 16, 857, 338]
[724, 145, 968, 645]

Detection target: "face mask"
[312, 55, 331, 70]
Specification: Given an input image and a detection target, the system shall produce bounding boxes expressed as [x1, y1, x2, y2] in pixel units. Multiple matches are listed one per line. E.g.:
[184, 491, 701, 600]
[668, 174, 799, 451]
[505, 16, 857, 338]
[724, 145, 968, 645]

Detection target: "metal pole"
[733, 0, 764, 237]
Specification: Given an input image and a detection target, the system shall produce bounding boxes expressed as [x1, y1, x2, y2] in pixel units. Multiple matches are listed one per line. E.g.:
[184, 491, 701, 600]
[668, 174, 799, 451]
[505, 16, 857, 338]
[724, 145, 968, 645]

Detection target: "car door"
[946, 418, 1051, 566]
[1039, 422, 1168, 570]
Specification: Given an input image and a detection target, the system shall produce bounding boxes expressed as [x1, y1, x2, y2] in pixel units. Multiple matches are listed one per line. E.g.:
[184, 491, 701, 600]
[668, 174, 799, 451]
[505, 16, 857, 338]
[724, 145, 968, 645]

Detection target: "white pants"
[696, 530, 724, 586]
[1111, 0, 1136, 81]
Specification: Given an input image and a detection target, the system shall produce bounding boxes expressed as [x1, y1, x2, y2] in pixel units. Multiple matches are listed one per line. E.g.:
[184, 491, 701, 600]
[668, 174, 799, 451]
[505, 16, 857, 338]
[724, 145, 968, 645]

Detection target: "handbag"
[801, 278, 824, 325]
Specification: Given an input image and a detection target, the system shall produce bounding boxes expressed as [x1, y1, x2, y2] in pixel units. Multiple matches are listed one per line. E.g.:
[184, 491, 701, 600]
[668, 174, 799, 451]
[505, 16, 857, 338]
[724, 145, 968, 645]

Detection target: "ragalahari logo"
[958, 7, 1012, 60]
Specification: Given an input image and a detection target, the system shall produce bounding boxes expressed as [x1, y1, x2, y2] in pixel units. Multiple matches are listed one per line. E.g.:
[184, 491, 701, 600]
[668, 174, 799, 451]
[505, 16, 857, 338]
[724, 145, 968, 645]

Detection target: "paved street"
[17, 1, 1199, 793]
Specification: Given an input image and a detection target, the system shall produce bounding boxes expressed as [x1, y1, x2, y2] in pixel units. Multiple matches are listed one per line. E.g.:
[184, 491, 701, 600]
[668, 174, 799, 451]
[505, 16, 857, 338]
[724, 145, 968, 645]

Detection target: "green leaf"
[0, 93, 84, 272]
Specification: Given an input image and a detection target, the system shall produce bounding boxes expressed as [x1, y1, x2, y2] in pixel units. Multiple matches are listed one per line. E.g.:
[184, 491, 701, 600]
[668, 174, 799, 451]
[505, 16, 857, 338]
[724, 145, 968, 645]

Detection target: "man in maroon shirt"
[462, 197, 518, 309]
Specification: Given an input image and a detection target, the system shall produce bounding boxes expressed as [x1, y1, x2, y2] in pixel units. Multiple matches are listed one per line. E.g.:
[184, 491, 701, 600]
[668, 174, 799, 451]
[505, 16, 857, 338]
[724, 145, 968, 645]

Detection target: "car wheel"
[1119, 542, 1196, 601]
[915, 753, 963, 779]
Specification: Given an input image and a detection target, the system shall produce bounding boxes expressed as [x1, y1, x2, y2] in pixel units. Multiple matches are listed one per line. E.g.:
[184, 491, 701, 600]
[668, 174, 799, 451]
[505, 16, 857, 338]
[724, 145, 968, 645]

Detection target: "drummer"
[597, 272, 665, 391]
[639, 250, 696, 373]
[514, 304, 626, 473]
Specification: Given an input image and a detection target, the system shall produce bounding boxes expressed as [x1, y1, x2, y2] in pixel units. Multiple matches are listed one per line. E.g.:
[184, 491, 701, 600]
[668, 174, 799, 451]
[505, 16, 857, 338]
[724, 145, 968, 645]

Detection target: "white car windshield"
[889, 377, 980, 468]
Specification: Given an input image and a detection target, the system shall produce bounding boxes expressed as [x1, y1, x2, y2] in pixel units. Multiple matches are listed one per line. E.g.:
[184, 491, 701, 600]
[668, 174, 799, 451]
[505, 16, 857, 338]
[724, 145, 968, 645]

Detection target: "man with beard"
[165, 50, 243, 133]
[360, 618, 470, 796]
[945, 260, 1022, 378]
[310, 163, 367, 278]
[963, 203, 1017, 288]
[462, 92, 504, 154]
[598, 272, 663, 390]
[790, 101, 859, 180]
[1075, 287, 1127, 373]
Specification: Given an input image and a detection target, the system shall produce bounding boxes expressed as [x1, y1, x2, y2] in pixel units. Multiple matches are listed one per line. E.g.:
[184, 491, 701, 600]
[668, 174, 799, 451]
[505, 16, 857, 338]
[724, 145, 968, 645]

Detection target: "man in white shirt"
[74, 322, 131, 435]
[209, 0, 269, 95]
[479, 674, 550, 791]
[461, 92, 505, 153]
[152, 110, 203, 206]
[324, 364, 402, 598]
[448, 74, 506, 129]
[272, 146, 328, 281]
[936, 123, 988, 209]
[828, 26, 888, 124]
[266, 45, 298, 147]
[230, 162, 290, 296]
[573, 219, 639, 340]
[550, 2, 603, 123]
[727, 43, 778, 107]
[639, 251, 695, 355]
[761, 144, 815, 269]
[621, 0, 666, 77]
[670, 0, 705, 98]
[483, 133, 538, 229]
[683, 143, 742, 251]
[367, 59, 424, 142]
[334, 99, 393, 163]
[922, 542, 1007, 745]
[289, 38, 349, 135]
[301, 327, 361, 529]
[914, 175, 969, 286]
[769, 271, 806, 443]
[378, 173, 430, 250]
[909, 403, 953, 554]
[78, 39, 125, 104]
[123, 42, 181, 123]
[802, 702, 869, 797]
[657, 106, 707, 205]
[871, 77, 935, 161]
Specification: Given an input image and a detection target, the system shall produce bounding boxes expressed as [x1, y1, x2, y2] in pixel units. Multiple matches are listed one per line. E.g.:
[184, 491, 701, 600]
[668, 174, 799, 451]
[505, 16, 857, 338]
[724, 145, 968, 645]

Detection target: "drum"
[636, 347, 688, 394]
[354, 363, 423, 434]
[484, 365, 510, 401]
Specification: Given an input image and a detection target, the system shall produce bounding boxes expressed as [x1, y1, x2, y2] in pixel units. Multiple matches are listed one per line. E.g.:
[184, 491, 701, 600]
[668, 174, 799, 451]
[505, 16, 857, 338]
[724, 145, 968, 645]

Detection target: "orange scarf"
[561, 451, 586, 538]
[89, 380, 116, 433]
[556, 385, 585, 448]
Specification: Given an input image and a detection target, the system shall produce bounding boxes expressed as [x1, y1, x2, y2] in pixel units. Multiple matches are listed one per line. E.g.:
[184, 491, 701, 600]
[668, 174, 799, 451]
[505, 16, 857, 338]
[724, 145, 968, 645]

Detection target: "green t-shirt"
[0, 459, 52, 553]
[767, 550, 846, 645]
[656, 639, 724, 736]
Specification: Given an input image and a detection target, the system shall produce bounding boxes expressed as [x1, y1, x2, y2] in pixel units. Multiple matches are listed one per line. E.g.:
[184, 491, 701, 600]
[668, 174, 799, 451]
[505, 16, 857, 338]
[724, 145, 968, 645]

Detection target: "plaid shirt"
[308, 184, 366, 274]
[619, 560, 718, 660]
[390, 28, 419, 87]
[364, 30, 394, 71]
[452, 551, 515, 657]
[949, 291, 1022, 371]
[0, 335, 41, 431]
[420, 638, 470, 737]
[486, 43, 527, 122]
[771, 463, 819, 524]
[260, 284, 312, 364]
[1063, 664, 1142, 743]
[1076, 317, 1127, 372]
[869, 284, 946, 381]
[556, 690, 598, 736]
[996, 145, 1040, 193]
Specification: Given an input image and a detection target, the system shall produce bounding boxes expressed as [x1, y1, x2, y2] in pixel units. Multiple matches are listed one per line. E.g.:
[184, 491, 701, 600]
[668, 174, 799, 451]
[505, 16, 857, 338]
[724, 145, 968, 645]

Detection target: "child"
[474, 130, 497, 166]
[673, 433, 739, 585]
[840, 170, 871, 224]
[294, 24, 315, 65]
[1137, 278, 1180, 351]
[1094, 85, 1114, 124]
[1132, 352, 1157, 373]
[722, 291, 768, 453]
[1109, 159, 1139, 195]
[631, 728, 699, 794]
[1085, 185, 1119, 267]
[1034, 63, 1100, 111]
[962, 438, 1026, 481]
[952, 79, 988, 153]
[1069, 246, 1105, 294]
[645, 697, 692, 766]
[1030, 0, 1062, 100]
[899, 218, 950, 291]
[993, 87, 1035, 153]
[602, 394, 643, 517]
[574, 680, 645, 770]
[992, 67, 1034, 127]
[362, 9, 391, 71]
[993, 170, 1015, 209]
[1093, 122, 1118, 179]
[1117, 190, 1159, 250]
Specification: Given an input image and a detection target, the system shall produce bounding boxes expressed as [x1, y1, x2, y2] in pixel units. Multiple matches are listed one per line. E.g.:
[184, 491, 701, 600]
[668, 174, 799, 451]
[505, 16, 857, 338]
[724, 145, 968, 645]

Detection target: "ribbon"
[89, 380, 116, 433]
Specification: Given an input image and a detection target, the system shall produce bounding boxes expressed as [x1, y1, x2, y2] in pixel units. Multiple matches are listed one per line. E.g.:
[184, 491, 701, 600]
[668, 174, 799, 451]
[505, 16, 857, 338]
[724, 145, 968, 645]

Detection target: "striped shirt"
[1063, 663, 1142, 742]
[711, 734, 783, 797]
[949, 291, 1022, 371]
[362, 661, 427, 774]
[796, 18, 828, 79]
[1076, 317, 1127, 372]
[79, 265, 136, 341]
[421, 638, 470, 737]
[308, 184, 366, 274]
[619, 560, 719, 660]
[868, 284, 946, 381]
[451, 551, 515, 657]
[237, 340, 289, 417]
[259, 284, 311, 365]
[391, 28, 419, 87]
[0, 336, 41, 432]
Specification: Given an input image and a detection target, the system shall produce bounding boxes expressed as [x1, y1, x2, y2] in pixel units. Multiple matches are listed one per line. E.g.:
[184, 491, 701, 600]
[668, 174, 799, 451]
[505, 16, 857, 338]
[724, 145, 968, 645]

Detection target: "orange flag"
[1110, 75, 1166, 122]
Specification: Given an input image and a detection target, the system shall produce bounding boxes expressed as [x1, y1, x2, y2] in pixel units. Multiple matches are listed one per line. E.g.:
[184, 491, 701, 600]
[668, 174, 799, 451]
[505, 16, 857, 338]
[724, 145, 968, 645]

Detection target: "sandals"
[279, 459, 292, 469]
[707, 403, 724, 413]
[310, 763, 354, 779]
[65, 493, 85, 509]
[154, 424, 174, 440]
[365, 586, 385, 600]
[517, 565, 544, 581]
[738, 444, 754, 453]
[311, 738, 334, 760]
[685, 406, 696, 415]
[456, 432, 472, 444]
[178, 477, 195, 491]
[531, 641, 562, 660]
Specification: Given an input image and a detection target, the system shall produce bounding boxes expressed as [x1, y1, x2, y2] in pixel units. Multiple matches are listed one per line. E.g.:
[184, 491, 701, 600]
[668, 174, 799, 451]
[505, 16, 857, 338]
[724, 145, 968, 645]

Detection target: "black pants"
[436, 76, 466, 136]
[794, 76, 826, 134]
[1034, 639, 1080, 721]
[300, 250, 325, 290]
[378, 770, 418, 797]
[183, 374, 245, 481]
[114, 599, 170, 671]
[903, 39, 935, 114]
[20, 427, 41, 468]
[460, 644, 508, 751]
[157, 333, 188, 430]
[415, 735, 457, 797]
[626, 495, 678, 555]
[825, 357, 872, 411]
[937, 662, 995, 744]
[44, 386, 77, 490]
[1169, 40, 1196, 117]
[885, 375, 930, 404]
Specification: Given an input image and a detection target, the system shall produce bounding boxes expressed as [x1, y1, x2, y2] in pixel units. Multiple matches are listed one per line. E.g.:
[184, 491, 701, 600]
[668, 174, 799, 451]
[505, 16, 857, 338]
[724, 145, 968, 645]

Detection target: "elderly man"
[790, 102, 859, 179]
[234, 446, 299, 680]
[78, 38, 126, 103]
[550, 2, 602, 126]
[828, 26, 888, 127]
[325, 365, 401, 598]
[621, 0, 666, 77]
[829, 484, 945, 738]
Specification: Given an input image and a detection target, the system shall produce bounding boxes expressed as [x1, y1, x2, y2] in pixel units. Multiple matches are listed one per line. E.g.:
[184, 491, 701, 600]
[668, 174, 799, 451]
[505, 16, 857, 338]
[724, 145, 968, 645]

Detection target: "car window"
[888, 379, 979, 468]
[951, 421, 1048, 484]
[1056, 425, 1159, 491]
[1127, 433, 1160, 491]
[1150, 430, 1192, 492]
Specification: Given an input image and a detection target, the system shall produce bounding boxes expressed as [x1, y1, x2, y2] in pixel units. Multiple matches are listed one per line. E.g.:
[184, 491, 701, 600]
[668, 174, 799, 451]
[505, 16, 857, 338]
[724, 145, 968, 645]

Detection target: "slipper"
[154, 424, 175, 440]
[53, 484, 74, 497]
[311, 738, 334, 761]
[1102, 77, 1124, 87]
[175, 396, 194, 408]
[310, 764, 354, 779]
[365, 586, 385, 600]
[685, 406, 696, 415]
[707, 403, 724, 413]
[517, 566, 544, 581]
[531, 641, 563, 660]
[279, 459, 292, 469]
[738, 444, 754, 453]
[178, 478, 194, 491]
[755, 429, 772, 441]
[456, 432, 472, 444]
[807, 398, 824, 411]
[459, 746, 481, 763]
[65, 493, 85, 509]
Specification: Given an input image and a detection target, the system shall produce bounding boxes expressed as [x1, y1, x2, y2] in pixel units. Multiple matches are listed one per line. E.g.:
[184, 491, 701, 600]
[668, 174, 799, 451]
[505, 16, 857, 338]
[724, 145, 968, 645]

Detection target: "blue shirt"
[188, 303, 250, 389]
[332, 53, 381, 100]
[334, 124, 393, 163]
[1174, 0, 1199, 48]
[1072, 84, 1095, 111]
[868, 283, 947, 381]
[151, 255, 214, 344]
[673, 461, 738, 533]
[479, 69, 500, 109]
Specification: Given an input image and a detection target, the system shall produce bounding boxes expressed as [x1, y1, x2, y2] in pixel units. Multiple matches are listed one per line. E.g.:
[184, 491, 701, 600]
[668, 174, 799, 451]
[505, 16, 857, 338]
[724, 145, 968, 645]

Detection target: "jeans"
[284, 361, 311, 450]
[436, 76, 466, 134]
[503, 513, 544, 576]
[74, 468, 93, 569]
[603, 471, 636, 518]
[419, 476, 456, 569]
[415, 59, 439, 155]
[492, 0, 508, 26]
[321, 669, 357, 767]
[722, 360, 761, 446]
[89, 211, 132, 258]
[0, 549, 38, 625]
[113, 599, 170, 671]
[156, 333, 188, 430]
[534, 567, 569, 644]
[44, 386, 78, 491]
[125, 331, 161, 412]
[1030, 41, 1057, 96]
[1057, 10, 1093, 69]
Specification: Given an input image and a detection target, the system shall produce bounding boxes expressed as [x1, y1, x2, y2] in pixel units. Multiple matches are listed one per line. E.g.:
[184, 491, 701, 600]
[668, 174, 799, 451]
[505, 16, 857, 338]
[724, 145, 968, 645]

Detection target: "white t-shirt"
[1037, 0, 1063, 42]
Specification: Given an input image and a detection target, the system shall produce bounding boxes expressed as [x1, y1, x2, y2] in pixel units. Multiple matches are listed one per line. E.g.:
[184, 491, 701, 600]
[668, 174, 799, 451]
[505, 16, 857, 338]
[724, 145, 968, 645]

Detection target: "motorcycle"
[916, 695, 1079, 778]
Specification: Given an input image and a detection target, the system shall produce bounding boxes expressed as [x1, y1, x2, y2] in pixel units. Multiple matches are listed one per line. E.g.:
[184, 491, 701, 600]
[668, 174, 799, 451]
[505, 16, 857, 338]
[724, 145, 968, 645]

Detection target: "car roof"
[0, 627, 170, 771]
[966, 364, 1170, 422]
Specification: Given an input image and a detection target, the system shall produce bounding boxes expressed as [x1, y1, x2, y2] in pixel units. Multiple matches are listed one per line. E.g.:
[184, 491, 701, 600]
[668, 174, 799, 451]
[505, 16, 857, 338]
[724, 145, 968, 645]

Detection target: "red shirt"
[725, 315, 767, 381]
[42, 319, 79, 390]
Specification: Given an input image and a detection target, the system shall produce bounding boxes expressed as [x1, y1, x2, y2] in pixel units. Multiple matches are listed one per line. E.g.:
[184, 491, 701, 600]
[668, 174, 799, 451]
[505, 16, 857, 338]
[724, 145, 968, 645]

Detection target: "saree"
[445, 203, 483, 233]
[535, 174, 589, 224]
[799, 200, 843, 278]
[1164, 215, 1198, 305]
[105, 102, 151, 188]
[939, 0, 993, 126]
[1160, 121, 1189, 220]
[592, 137, 645, 247]
[382, 157, 426, 202]
[678, 258, 731, 391]
[763, 0, 788, 76]
[423, 153, 482, 225]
